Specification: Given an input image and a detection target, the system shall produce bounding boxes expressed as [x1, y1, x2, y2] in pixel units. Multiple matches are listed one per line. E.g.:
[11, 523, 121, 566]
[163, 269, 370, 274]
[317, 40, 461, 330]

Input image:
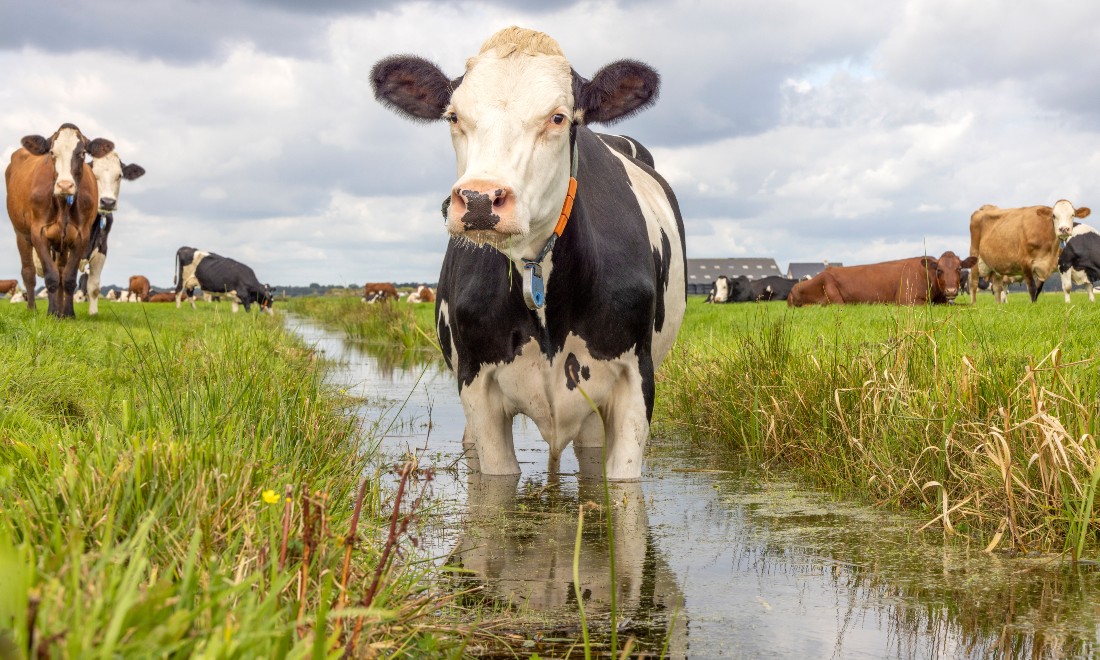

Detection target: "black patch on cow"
[564, 353, 591, 390]
[81, 213, 112, 261]
[652, 228, 671, 332]
[749, 276, 797, 302]
[459, 188, 501, 230]
[597, 133, 656, 169]
[1059, 232, 1100, 283]
[578, 60, 660, 125]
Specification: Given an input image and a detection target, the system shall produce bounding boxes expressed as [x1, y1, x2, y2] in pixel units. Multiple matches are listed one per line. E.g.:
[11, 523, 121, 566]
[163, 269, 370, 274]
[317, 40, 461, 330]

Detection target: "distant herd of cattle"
[2, 123, 432, 315]
[706, 201, 1099, 306]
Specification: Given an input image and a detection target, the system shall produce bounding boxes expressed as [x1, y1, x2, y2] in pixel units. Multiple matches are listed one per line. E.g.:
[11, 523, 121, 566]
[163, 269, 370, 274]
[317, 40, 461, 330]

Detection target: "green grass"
[657, 292, 1100, 554]
[0, 302, 461, 657]
[283, 296, 438, 352]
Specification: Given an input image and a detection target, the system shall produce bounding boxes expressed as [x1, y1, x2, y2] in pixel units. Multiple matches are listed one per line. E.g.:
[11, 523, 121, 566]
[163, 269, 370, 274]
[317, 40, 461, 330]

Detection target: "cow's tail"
[174, 250, 181, 289]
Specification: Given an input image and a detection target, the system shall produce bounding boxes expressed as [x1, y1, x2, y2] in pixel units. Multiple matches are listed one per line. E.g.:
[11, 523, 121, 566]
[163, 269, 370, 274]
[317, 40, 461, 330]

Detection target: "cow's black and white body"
[706, 275, 751, 303]
[82, 149, 144, 315]
[1059, 224, 1100, 303]
[749, 275, 798, 302]
[372, 27, 685, 480]
[173, 246, 272, 313]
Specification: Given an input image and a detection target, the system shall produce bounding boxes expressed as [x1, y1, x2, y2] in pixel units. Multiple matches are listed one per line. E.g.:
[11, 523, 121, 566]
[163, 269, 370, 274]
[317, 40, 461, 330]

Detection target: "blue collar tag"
[522, 261, 544, 310]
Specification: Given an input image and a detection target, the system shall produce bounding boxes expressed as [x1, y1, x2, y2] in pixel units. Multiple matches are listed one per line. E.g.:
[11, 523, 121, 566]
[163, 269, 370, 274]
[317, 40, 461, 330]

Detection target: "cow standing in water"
[6, 124, 113, 317]
[372, 27, 686, 481]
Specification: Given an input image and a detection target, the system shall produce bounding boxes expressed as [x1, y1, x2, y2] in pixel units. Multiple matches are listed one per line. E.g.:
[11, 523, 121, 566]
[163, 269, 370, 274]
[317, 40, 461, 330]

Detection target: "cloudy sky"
[3, 0, 1099, 288]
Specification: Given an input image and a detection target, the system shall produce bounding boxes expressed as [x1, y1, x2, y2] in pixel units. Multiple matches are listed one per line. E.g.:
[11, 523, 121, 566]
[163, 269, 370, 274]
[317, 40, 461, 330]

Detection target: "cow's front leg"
[58, 250, 80, 318]
[603, 361, 652, 482]
[86, 251, 105, 315]
[14, 235, 37, 311]
[29, 232, 61, 316]
[460, 378, 520, 476]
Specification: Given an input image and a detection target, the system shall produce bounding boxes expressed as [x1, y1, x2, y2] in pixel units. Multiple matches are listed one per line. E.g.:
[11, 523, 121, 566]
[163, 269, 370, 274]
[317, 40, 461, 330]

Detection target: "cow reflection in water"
[448, 448, 686, 654]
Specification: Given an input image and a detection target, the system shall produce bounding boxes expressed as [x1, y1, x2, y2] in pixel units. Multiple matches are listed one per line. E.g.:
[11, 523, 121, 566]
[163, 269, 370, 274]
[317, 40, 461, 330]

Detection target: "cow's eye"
[551, 113, 566, 125]
[447, 112, 458, 124]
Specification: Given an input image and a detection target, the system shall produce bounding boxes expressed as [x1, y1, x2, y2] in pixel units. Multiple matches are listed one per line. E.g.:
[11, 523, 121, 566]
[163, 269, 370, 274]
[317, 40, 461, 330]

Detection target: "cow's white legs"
[460, 378, 520, 476]
[603, 371, 649, 482]
[86, 252, 105, 315]
[1063, 272, 1073, 303]
[231, 300, 239, 313]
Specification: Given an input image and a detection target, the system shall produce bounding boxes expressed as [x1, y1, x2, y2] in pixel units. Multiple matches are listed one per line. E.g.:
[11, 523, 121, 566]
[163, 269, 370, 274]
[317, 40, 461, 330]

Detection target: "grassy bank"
[283, 296, 438, 352]
[658, 293, 1100, 555]
[0, 302, 457, 657]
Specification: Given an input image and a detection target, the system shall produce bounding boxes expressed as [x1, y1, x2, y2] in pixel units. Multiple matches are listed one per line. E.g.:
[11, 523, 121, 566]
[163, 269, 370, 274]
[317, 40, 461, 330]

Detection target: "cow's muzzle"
[99, 197, 117, 212]
[449, 180, 516, 234]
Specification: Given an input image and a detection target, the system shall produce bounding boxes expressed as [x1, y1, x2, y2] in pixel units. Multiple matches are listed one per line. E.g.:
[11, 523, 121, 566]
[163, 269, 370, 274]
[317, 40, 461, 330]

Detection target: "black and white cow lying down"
[1059, 224, 1100, 302]
[372, 26, 686, 481]
[707, 275, 797, 303]
[173, 246, 272, 313]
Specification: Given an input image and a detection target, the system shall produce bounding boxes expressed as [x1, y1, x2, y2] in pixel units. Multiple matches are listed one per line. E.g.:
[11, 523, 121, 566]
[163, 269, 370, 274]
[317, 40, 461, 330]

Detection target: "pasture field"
[291, 291, 1100, 557]
[0, 303, 461, 657]
[660, 292, 1100, 556]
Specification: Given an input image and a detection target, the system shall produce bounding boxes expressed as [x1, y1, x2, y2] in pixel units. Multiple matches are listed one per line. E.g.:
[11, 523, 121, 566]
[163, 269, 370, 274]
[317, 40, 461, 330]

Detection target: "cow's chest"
[460, 333, 636, 448]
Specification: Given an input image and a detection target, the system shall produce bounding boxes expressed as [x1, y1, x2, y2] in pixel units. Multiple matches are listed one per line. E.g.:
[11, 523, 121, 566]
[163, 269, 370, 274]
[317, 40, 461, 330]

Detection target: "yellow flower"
[262, 489, 280, 504]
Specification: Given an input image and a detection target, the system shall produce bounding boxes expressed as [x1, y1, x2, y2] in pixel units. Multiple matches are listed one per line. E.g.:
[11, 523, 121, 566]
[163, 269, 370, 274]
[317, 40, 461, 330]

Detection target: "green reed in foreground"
[658, 293, 1100, 555]
[0, 303, 461, 657]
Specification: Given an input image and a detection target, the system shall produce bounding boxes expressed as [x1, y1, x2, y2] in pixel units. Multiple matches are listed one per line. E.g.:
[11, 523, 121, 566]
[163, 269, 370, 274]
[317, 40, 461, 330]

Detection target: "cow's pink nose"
[56, 180, 75, 194]
[450, 179, 514, 231]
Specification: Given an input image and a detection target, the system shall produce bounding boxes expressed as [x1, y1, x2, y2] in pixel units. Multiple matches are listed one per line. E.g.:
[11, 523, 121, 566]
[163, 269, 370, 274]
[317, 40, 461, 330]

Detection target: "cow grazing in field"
[788, 252, 976, 307]
[105, 288, 120, 301]
[5, 123, 113, 317]
[128, 275, 151, 302]
[81, 148, 145, 315]
[406, 285, 436, 303]
[73, 290, 86, 303]
[0, 279, 17, 296]
[174, 247, 272, 313]
[363, 282, 399, 303]
[968, 200, 1090, 303]
[372, 26, 686, 480]
[1058, 224, 1100, 303]
[10, 290, 25, 304]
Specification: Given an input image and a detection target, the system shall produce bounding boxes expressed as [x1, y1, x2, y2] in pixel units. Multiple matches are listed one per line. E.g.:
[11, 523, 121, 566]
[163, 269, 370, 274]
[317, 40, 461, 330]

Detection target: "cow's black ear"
[21, 135, 50, 155]
[122, 163, 146, 180]
[578, 60, 660, 125]
[87, 138, 115, 159]
[961, 256, 978, 268]
[371, 55, 453, 122]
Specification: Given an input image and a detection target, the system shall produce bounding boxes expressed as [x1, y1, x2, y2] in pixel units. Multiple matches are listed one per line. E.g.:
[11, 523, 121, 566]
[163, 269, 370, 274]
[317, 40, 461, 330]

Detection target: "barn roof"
[686, 257, 783, 284]
[786, 262, 843, 280]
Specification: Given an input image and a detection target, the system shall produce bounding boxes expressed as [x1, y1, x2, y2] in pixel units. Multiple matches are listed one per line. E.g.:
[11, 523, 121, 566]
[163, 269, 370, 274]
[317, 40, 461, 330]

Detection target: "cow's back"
[970, 205, 1056, 276]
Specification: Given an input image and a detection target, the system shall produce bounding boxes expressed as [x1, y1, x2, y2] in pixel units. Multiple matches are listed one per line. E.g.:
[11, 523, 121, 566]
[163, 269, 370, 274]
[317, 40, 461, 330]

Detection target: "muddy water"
[288, 317, 1100, 659]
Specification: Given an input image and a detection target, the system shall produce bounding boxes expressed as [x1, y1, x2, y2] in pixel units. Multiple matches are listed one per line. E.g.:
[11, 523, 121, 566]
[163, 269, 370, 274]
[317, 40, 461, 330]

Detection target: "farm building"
[686, 258, 782, 295]
[786, 261, 843, 281]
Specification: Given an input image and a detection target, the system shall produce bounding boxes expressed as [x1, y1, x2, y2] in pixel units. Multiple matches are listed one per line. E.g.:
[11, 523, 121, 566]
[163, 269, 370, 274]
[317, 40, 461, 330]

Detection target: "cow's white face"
[713, 276, 729, 303]
[1051, 199, 1091, 240]
[90, 151, 145, 213]
[446, 50, 573, 253]
[50, 126, 84, 197]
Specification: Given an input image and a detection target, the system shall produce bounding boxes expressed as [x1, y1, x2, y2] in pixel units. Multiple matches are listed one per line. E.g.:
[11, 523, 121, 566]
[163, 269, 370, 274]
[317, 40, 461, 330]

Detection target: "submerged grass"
[0, 302, 461, 657]
[657, 293, 1100, 555]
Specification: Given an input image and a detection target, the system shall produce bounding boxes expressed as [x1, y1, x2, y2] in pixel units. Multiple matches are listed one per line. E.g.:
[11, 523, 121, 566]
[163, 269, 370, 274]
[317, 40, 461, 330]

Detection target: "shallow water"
[288, 316, 1100, 659]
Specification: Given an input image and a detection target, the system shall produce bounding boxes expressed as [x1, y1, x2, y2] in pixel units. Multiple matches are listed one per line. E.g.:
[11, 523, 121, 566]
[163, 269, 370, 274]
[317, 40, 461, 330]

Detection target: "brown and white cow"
[0, 279, 17, 296]
[406, 285, 436, 303]
[5, 124, 112, 317]
[147, 291, 176, 302]
[128, 275, 151, 302]
[363, 282, 399, 303]
[9, 290, 25, 304]
[788, 252, 976, 306]
[968, 200, 1090, 303]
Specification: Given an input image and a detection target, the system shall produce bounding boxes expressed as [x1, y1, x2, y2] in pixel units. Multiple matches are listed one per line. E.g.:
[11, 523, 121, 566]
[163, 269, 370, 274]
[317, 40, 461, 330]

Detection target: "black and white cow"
[82, 148, 145, 315]
[173, 246, 272, 313]
[705, 275, 751, 303]
[372, 26, 686, 481]
[749, 275, 798, 302]
[1059, 224, 1100, 303]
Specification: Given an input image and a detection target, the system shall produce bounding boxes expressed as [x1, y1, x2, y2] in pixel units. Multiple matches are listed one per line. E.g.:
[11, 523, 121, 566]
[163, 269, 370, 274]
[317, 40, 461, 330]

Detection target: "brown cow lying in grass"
[788, 251, 976, 306]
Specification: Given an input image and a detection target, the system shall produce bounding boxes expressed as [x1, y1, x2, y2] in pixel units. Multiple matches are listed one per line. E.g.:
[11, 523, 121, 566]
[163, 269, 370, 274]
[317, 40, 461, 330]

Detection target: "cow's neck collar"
[521, 121, 578, 310]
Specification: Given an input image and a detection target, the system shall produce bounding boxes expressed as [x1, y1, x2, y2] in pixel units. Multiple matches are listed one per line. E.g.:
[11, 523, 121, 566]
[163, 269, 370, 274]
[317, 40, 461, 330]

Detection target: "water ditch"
[287, 315, 1100, 658]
